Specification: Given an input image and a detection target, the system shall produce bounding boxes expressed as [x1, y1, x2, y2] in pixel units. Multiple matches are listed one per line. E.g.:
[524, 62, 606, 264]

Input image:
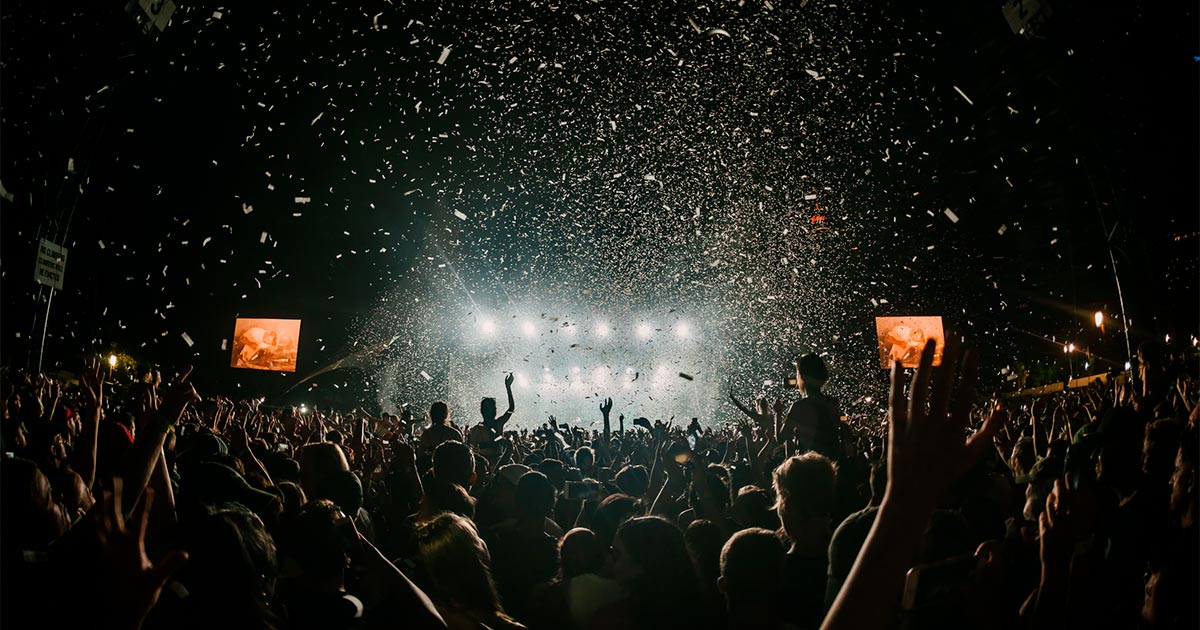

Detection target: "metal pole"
[36, 288, 55, 374]
[1107, 248, 1133, 369]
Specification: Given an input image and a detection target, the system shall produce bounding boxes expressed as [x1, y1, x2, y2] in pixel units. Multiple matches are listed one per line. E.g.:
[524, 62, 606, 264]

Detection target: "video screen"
[230, 318, 301, 372]
[875, 316, 945, 369]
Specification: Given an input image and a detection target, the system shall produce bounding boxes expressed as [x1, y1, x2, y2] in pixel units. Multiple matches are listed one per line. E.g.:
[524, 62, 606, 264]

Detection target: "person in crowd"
[2, 330, 1198, 630]
[415, 512, 525, 630]
[785, 354, 845, 461]
[719, 527, 788, 630]
[773, 451, 837, 629]
[420, 401, 462, 456]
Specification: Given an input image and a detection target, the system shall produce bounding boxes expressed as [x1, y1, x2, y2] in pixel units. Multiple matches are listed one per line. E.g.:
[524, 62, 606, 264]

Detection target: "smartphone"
[784, 376, 799, 389]
[565, 481, 599, 501]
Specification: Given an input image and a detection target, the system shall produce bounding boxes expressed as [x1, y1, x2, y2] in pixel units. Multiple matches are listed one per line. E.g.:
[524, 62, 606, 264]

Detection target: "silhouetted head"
[433, 440, 476, 489]
[430, 401, 450, 425]
[796, 354, 829, 393]
[480, 397, 497, 422]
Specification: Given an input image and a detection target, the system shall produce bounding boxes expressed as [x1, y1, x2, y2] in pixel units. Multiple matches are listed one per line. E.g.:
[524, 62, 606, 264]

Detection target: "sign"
[1002, 0, 1052, 38]
[126, 0, 176, 34]
[33, 239, 67, 290]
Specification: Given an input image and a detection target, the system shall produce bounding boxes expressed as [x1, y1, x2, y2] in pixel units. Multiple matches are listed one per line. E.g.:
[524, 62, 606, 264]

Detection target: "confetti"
[952, 85, 974, 105]
[181, 332, 194, 347]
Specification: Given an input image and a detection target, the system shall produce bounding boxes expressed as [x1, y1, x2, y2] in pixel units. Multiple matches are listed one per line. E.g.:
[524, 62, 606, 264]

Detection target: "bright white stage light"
[571, 366, 581, 374]
[675, 322, 690, 339]
[636, 323, 653, 339]
[592, 367, 609, 384]
[515, 373, 530, 388]
[521, 321, 537, 337]
[479, 318, 496, 336]
[596, 322, 610, 337]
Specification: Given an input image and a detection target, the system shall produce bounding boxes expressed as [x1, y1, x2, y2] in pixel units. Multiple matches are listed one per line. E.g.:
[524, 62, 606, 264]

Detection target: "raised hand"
[600, 397, 614, 417]
[97, 478, 189, 627]
[884, 333, 1003, 511]
[148, 366, 202, 434]
[504, 372, 515, 389]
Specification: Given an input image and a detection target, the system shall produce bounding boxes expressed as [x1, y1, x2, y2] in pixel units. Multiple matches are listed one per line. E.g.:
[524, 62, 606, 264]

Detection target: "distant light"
[1067, 343, 1075, 353]
[1084, 362, 1090, 370]
[596, 322, 610, 337]
[864, 396, 873, 403]
[299, 404, 309, 414]
[1165, 334, 1171, 343]
[479, 318, 496, 336]
[571, 366, 581, 374]
[675, 322, 690, 339]
[521, 321, 536, 337]
[1094, 311, 1103, 328]
[1124, 361, 1132, 371]
[636, 323, 653, 339]
[108, 354, 117, 367]
[515, 373, 529, 388]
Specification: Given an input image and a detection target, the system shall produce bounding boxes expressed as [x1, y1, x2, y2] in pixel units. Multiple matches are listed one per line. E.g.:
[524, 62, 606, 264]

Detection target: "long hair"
[415, 513, 509, 621]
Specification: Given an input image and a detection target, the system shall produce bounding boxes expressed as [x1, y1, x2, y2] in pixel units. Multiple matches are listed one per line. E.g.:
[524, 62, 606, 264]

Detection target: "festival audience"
[1, 336, 1197, 629]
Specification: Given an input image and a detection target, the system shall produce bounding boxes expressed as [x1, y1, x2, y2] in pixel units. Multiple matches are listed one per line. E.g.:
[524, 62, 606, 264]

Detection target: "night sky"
[2, 1, 1196, 422]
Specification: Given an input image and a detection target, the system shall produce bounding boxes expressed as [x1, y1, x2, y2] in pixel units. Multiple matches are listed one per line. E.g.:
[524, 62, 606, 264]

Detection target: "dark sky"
[2, 1, 1196, 413]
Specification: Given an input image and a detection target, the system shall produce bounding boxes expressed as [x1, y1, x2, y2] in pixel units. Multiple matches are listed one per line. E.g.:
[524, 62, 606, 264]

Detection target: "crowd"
[1, 334, 1196, 629]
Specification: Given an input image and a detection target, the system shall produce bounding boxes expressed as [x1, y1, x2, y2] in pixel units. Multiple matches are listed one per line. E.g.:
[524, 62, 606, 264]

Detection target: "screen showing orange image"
[231, 318, 301, 372]
[875, 316, 945, 369]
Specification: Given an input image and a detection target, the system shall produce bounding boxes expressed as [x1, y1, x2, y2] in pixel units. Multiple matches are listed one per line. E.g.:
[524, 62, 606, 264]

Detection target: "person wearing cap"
[784, 353, 845, 461]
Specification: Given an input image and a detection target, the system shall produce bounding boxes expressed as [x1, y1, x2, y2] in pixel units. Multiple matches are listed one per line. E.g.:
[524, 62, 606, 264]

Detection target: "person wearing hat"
[784, 353, 845, 461]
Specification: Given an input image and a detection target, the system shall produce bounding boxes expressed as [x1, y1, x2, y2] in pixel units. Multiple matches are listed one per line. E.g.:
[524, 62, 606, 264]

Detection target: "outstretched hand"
[97, 478, 189, 627]
[600, 397, 614, 417]
[145, 367, 202, 434]
[884, 333, 1003, 511]
[504, 372, 515, 389]
[81, 358, 106, 410]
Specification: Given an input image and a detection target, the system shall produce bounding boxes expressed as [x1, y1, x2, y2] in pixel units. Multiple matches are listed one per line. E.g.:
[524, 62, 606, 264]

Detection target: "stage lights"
[479, 318, 496, 336]
[521, 321, 537, 337]
[596, 322, 610, 337]
[636, 323, 653, 339]
[675, 322, 690, 339]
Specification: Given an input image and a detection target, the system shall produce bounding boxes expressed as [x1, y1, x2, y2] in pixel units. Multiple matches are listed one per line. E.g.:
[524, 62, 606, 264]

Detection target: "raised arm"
[504, 372, 515, 415]
[123, 368, 201, 511]
[600, 397, 614, 463]
[75, 358, 105, 489]
[821, 335, 1002, 630]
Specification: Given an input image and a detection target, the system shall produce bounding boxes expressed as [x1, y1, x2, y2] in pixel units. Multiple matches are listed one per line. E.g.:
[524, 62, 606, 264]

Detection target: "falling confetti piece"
[453, 210, 468, 221]
[943, 208, 959, 223]
[420, 370, 433, 381]
[295, 197, 311, 204]
[181, 332, 194, 347]
[678, 373, 694, 381]
[952, 85, 974, 105]
[437, 47, 451, 65]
